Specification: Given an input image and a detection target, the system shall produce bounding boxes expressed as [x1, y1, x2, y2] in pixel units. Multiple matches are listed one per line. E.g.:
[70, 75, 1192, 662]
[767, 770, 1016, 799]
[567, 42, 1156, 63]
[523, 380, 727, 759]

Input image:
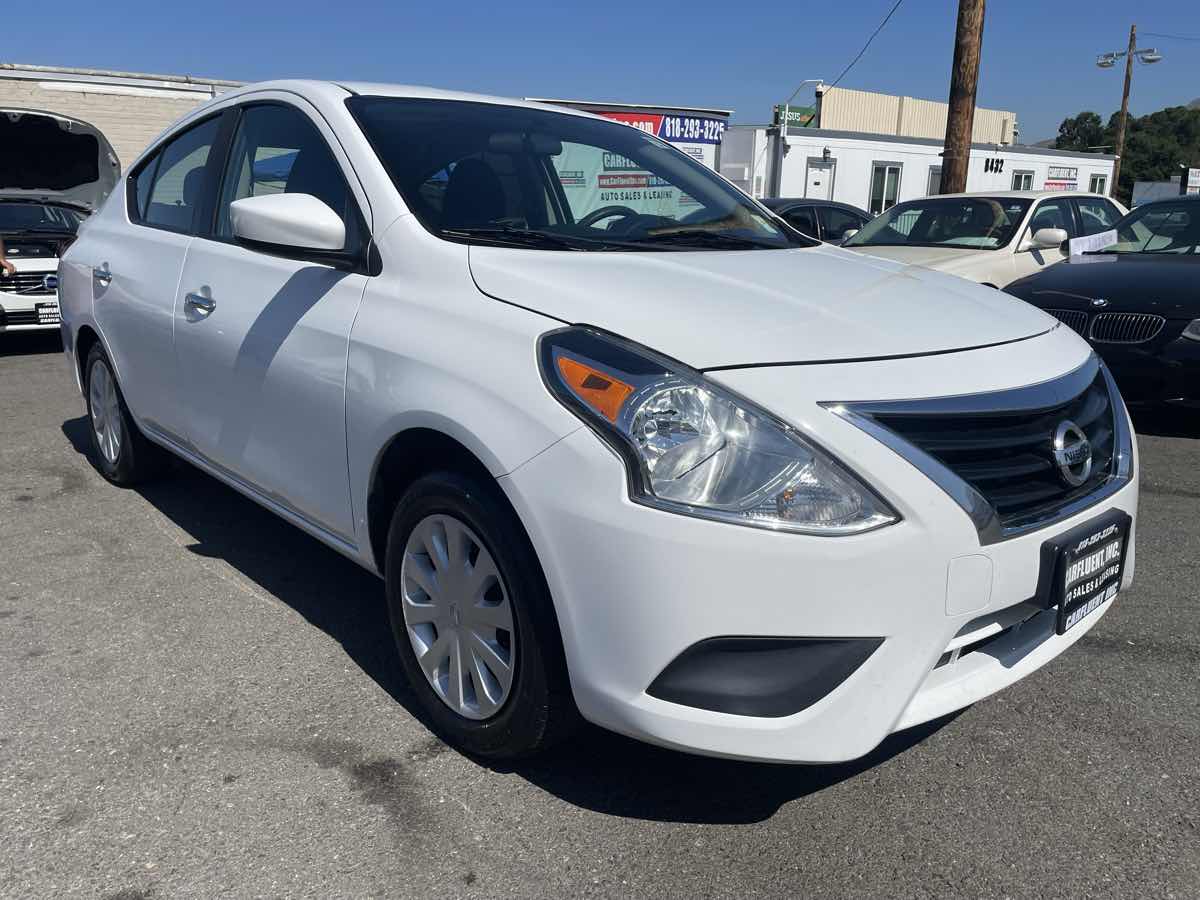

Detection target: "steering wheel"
[578, 205, 640, 230]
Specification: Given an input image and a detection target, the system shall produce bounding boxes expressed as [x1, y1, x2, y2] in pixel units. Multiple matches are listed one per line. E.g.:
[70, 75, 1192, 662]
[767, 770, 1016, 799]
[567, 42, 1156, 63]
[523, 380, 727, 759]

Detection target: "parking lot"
[1, 330, 1197, 899]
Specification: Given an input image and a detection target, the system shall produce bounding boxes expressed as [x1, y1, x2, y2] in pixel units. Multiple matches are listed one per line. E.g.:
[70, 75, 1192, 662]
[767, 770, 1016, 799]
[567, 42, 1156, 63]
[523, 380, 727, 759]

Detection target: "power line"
[1142, 31, 1200, 42]
[827, 0, 907, 90]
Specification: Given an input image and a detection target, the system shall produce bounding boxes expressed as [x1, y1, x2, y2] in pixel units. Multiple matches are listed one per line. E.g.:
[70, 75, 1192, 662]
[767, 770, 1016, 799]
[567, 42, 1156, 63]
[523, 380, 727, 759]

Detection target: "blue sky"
[8, 0, 1199, 142]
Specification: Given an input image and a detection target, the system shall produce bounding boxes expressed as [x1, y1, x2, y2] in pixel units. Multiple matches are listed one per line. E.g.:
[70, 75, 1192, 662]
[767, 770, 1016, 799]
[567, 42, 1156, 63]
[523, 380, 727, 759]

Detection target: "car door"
[172, 99, 372, 542]
[90, 114, 225, 442]
[1014, 197, 1075, 281]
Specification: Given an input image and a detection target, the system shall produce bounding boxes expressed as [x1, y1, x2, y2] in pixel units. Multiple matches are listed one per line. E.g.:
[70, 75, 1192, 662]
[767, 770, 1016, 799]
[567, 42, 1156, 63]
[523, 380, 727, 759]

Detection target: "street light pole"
[1096, 25, 1162, 200]
[1112, 24, 1137, 198]
[772, 78, 823, 197]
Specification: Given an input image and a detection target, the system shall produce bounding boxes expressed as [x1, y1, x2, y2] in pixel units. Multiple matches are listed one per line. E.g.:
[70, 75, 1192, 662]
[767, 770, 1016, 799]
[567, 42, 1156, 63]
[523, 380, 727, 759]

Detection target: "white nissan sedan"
[58, 82, 1138, 763]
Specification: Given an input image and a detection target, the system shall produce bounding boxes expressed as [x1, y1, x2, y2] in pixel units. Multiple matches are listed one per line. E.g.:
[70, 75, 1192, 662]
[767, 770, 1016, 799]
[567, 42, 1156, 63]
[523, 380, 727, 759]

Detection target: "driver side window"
[214, 103, 357, 246]
[1026, 199, 1074, 239]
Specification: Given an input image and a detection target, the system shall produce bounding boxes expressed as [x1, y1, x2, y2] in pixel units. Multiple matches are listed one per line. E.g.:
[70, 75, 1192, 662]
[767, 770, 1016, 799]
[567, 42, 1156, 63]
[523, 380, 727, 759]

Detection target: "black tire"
[83, 344, 169, 485]
[385, 470, 577, 758]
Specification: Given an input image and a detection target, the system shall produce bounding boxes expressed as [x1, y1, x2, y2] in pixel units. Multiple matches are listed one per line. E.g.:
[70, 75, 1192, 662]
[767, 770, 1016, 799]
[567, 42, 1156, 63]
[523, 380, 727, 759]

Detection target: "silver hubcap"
[88, 360, 122, 465]
[400, 514, 516, 720]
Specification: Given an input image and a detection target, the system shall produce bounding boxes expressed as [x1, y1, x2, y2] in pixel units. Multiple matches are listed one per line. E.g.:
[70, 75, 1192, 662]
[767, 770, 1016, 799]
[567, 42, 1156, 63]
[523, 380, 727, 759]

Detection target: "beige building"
[815, 85, 1017, 145]
[0, 63, 240, 172]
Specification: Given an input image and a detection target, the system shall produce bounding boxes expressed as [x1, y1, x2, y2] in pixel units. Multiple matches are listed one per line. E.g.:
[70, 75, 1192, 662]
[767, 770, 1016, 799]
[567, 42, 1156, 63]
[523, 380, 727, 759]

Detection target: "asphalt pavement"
[1, 331, 1197, 899]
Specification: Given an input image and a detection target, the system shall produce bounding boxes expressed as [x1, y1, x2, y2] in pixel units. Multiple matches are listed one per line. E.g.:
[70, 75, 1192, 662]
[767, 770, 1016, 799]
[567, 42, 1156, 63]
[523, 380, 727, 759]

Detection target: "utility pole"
[1112, 24, 1137, 199]
[939, 0, 985, 195]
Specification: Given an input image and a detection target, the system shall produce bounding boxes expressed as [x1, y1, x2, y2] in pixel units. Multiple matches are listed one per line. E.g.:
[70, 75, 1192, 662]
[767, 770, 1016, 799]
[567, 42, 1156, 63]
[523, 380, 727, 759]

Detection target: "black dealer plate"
[1036, 509, 1131, 635]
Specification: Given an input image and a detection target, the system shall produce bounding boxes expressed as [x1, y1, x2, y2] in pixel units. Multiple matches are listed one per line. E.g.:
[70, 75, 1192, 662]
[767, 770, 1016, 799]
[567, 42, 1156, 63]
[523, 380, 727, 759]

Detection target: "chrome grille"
[1046, 308, 1089, 335]
[1089, 312, 1164, 344]
[0, 271, 56, 296]
[863, 372, 1116, 529]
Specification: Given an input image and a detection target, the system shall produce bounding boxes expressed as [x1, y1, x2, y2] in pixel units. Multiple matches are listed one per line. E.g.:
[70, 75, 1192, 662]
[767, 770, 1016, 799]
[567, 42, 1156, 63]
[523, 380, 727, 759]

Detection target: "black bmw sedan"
[1006, 195, 1200, 408]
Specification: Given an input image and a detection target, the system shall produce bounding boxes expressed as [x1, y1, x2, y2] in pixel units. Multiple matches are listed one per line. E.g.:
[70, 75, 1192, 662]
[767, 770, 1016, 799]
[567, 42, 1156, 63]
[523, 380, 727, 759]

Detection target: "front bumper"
[1099, 333, 1200, 407]
[0, 290, 61, 332]
[501, 352, 1138, 763]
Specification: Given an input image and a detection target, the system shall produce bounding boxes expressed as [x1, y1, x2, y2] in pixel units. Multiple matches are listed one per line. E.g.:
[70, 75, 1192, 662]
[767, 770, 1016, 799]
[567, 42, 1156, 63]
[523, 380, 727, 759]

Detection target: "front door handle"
[93, 263, 112, 287]
[184, 291, 215, 314]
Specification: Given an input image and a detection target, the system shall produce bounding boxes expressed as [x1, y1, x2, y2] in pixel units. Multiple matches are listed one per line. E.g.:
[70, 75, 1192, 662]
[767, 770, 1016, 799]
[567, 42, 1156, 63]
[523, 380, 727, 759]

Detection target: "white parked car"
[0, 110, 117, 333]
[843, 191, 1127, 288]
[59, 82, 1138, 763]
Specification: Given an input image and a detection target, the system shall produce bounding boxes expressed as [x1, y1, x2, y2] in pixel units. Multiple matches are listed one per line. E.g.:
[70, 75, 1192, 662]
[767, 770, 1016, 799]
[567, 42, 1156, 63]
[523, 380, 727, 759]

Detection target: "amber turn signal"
[556, 356, 634, 423]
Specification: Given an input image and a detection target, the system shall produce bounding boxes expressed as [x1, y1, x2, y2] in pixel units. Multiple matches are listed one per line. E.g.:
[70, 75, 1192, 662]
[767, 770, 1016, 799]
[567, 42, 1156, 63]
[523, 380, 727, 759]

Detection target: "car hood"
[468, 243, 1055, 368]
[844, 244, 990, 272]
[1006, 253, 1200, 318]
[0, 109, 119, 211]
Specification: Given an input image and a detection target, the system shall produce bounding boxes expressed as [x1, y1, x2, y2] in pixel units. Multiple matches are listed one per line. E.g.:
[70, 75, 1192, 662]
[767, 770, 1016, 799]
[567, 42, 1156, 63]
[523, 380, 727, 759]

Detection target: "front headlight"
[1182, 319, 1200, 342]
[539, 327, 899, 535]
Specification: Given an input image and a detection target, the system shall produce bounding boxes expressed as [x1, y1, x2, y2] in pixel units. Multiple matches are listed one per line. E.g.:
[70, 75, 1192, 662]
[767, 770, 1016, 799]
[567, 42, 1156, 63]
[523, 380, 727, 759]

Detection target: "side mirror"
[231, 193, 347, 255]
[839, 228, 860, 244]
[1032, 227, 1069, 250]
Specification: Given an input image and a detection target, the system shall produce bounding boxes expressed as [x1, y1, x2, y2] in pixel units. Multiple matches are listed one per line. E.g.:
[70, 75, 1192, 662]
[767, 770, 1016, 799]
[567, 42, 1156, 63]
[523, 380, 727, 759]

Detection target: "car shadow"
[0, 330, 62, 358]
[1129, 406, 1200, 439]
[61, 415, 960, 824]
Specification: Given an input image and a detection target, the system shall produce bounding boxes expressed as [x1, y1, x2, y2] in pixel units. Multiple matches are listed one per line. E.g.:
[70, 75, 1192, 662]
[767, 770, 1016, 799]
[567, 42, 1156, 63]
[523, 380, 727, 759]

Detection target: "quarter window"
[215, 104, 355, 241]
[869, 163, 901, 215]
[139, 117, 221, 232]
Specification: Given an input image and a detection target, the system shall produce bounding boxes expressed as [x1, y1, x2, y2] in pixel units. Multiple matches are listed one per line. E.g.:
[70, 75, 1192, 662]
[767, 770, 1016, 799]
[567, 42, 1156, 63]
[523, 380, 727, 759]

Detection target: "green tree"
[1055, 111, 1105, 152]
[1055, 105, 1200, 204]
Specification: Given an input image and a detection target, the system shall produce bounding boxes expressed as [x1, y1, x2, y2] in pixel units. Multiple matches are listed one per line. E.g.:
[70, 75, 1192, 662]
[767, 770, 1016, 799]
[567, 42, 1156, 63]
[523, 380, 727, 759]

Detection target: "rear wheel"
[84, 345, 169, 485]
[385, 470, 576, 758]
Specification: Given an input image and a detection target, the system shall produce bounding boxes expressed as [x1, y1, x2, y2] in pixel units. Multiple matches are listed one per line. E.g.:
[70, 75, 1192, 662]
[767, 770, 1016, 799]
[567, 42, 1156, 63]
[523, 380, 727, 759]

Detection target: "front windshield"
[1103, 203, 1200, 254]
[0, 201, 84, 234]
[845, 197, 1032, 250]
[347, 97, 803, 251]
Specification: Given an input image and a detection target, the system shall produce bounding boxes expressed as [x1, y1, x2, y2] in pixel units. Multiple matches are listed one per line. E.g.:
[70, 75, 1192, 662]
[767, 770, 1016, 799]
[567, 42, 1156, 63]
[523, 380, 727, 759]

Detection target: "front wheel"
[84, 345, 169, 485]
[384, 470, 576, 758]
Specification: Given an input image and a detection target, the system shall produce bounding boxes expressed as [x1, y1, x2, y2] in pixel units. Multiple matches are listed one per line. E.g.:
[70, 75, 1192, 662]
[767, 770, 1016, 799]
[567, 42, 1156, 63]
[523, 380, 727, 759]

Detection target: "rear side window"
[137, 117, 221, 232]
[214, 104, 356, 240]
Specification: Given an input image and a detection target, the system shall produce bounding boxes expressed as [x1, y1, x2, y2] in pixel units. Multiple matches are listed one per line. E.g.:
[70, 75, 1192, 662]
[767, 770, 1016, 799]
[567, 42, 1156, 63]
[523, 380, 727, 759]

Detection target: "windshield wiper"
[442, 226, 593, 251]
[633, 230, 778, 249]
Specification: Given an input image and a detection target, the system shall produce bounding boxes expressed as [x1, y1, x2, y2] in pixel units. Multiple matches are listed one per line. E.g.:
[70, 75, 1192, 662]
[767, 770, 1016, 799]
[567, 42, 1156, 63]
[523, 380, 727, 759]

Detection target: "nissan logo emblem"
[1053, 420, 1093, 487]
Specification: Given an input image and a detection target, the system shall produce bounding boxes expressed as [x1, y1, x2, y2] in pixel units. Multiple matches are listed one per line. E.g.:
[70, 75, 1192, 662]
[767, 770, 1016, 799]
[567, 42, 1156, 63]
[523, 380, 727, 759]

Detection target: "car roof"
[762, 198, 868, 215]
[933, 190, 1113, 201]
[217, 79, 603, 120]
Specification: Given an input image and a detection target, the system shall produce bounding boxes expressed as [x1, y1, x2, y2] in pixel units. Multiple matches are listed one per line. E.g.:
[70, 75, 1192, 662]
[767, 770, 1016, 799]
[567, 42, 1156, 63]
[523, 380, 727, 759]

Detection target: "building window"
[1088, 174, 1108, 194]
[926, 166, 942, 196]
[870, 162, 901, 214]
[1011, 170, 1034, 191]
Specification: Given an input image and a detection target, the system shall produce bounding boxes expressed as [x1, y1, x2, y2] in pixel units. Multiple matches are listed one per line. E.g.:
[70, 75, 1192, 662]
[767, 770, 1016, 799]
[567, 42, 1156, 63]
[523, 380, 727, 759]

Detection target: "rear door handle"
[93, 263, 112, 287]
[184, 291, 215, 314]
